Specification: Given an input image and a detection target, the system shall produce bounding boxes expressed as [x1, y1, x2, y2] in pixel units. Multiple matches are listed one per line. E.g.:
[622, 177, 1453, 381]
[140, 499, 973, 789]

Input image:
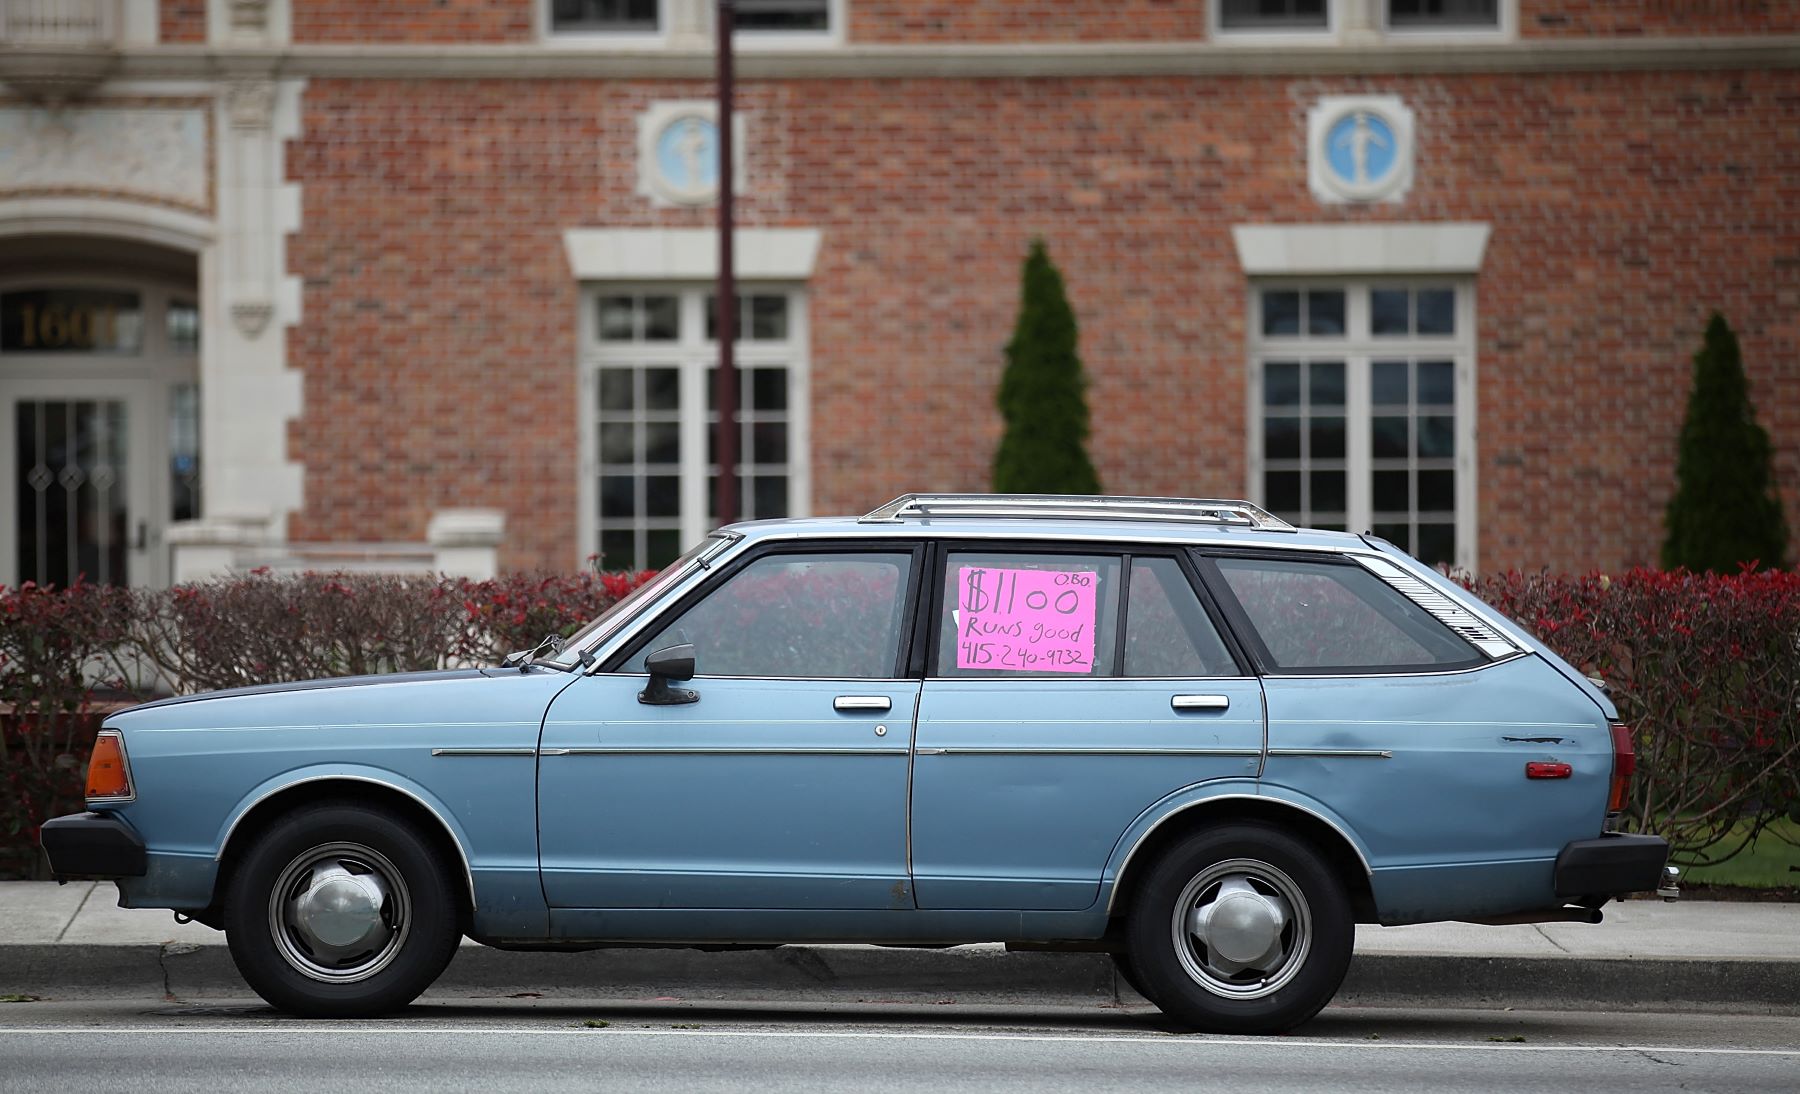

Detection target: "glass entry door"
[0, 381, 154, 588]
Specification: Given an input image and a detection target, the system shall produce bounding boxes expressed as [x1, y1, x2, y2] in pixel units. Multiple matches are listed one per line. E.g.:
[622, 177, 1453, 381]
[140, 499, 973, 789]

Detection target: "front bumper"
[1554, 832, 1672, 899]
[39, 812, 147, 880]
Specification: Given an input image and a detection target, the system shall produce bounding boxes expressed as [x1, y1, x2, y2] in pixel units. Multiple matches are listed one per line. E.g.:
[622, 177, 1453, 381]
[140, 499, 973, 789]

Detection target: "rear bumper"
[1554, 833, 1670, 898]
[39, 812, 147, 880]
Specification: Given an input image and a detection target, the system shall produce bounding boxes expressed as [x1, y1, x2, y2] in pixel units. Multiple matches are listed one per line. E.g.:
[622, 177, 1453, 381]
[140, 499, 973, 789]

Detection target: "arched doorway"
[0, 236, 199, 588]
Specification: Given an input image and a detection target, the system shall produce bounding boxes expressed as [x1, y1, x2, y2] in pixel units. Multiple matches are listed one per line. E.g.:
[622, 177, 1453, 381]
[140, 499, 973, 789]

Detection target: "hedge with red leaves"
[1465, 568, 1800, 865]
[0, 569, 651, 878]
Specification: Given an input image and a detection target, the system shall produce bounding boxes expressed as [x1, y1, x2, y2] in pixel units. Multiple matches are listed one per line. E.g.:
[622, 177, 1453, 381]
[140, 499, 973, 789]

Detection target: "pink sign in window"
[954, 566, 1099, 674]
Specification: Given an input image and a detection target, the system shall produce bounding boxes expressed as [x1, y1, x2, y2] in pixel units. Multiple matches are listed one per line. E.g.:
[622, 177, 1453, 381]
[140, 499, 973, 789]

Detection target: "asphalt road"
[2, 1000, 1797, 1093]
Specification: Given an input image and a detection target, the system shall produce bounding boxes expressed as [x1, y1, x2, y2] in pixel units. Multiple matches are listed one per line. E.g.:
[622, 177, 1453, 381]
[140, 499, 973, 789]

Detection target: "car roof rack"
[859, 493, 1296, 532]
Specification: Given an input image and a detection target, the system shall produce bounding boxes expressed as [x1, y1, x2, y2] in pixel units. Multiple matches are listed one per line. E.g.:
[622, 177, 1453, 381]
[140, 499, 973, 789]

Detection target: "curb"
[3, 943, 1797, 1013]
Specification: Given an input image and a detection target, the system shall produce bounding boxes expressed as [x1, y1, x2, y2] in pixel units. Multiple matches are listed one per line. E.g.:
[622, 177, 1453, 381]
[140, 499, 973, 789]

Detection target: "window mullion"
[679, 348, 707, 549]
[1347, 353, 1372, 536]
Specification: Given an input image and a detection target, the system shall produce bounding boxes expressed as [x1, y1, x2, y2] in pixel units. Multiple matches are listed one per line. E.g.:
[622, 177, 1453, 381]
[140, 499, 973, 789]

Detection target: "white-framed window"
[580, 285, 809, 572]
[1212, 0, 1513, 43]
[1246, 281, 1475, 571]
[1212, 0, 1337, 41]
[734, 0, 833, 33]
[1218, 0, 1330, 31]
[1386, 0, 1497, 28]
[1382, 0, 1512, 38]
[549, 0, 662, 36]
[546, 0, 841, 44]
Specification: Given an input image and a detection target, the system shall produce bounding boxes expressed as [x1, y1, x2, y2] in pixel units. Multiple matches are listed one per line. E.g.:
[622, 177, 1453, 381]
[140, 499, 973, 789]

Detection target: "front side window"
[626, 551, 913, 678]
[1250, 281, 1471, 570]
[1211, 555, 1481, 671]
[938, 552, 1122, 678]
[585, 286, 805, 571]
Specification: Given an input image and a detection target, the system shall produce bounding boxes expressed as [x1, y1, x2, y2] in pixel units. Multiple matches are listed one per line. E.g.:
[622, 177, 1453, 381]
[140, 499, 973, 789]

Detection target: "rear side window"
[1123, 557, 1239, 678]
[1211, 556, 1480, 671]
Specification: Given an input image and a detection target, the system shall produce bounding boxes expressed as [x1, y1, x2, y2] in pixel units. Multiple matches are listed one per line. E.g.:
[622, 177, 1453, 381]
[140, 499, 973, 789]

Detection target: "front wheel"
[1123, 823, 1353, 1034]
[223, 802, 461, 1017]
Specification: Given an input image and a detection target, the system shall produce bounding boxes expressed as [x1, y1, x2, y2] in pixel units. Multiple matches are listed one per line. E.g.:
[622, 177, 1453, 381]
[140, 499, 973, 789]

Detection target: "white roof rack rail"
[859, 493, 1296, 532]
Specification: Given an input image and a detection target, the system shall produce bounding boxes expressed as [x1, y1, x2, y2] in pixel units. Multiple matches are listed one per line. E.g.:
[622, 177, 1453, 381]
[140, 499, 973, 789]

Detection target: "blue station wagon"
[41, 494, 1675, 1033]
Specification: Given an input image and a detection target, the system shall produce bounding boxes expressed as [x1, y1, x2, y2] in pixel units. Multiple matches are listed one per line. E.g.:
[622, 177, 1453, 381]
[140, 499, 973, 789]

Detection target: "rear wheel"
[223, 802, 461, 1017]
[1123, 823, 1352, 1034]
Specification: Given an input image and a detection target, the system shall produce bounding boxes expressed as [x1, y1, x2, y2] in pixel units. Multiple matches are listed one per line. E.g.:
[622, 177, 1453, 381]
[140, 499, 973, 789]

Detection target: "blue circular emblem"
[655, 115, 719, 196]
[1325, 111, 1397, 187]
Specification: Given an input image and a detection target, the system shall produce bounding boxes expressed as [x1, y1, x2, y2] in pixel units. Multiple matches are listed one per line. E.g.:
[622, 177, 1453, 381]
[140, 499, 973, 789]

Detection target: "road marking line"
[0, 1028, 1797, 1056]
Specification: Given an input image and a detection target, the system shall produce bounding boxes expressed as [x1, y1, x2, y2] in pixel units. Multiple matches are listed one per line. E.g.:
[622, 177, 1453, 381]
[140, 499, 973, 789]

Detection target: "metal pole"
[713, 0, 738, 528]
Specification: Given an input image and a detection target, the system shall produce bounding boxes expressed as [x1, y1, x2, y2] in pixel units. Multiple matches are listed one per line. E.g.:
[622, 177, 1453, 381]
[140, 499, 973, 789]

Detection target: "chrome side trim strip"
[541, 747, 911, 756]
[1105, 793, 1373, 915]
[430, 747, 537, 757]
[215, 774, 477, 909]
[1267, 748, 1393, 759]
[1267, 652, 1530, 680]
[915, 747, 1263, 757]
[1354, 554, 1519, 658]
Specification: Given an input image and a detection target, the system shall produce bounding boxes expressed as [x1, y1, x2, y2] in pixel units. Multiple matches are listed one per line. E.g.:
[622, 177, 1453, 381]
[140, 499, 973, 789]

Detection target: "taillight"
[1607, 722, 1635, 814]
[86, 730, 134, 801]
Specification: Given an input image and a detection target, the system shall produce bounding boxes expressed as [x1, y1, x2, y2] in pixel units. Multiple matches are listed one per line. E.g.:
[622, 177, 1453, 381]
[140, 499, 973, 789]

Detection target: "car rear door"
[910, 544, 1265, 911]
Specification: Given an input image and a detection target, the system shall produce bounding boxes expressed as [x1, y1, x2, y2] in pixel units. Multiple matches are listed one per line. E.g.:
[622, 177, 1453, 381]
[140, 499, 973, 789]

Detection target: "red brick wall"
[291, 0, 534, 43]
[1522, 1, 1800, 36]
[849, 2, 1210, 43]
[159, 0, 206, 43]
[285, 71, 1800, 573]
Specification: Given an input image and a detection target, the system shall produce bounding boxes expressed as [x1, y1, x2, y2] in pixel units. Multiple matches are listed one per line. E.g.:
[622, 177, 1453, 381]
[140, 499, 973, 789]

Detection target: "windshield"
[542, 533, 740, 667]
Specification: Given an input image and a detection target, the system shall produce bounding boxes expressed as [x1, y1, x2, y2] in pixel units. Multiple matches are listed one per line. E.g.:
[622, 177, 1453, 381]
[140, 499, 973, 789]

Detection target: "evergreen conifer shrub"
[992, 239, 1101, 495]
[1662, 313, 1789, 572]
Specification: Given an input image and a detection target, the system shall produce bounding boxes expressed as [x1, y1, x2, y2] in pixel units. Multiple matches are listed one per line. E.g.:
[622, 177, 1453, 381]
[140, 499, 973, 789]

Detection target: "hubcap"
[268, 842, 410, 984]
[1172, 857, 1311, 999]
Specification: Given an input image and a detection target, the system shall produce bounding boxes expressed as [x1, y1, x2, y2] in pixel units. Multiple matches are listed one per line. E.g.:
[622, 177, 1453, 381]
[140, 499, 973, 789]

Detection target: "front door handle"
[834, 695, 891, 713]
[1171, 694, 1230, 712]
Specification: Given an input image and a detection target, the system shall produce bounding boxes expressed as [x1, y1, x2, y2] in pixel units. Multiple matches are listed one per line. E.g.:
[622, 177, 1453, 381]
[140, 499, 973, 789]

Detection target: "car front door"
[910, 546, 1266, 911]
[538, 545, 924, 911]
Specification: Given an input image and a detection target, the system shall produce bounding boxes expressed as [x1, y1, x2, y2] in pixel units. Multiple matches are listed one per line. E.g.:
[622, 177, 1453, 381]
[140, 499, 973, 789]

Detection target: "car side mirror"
[638, 643, 699, 706]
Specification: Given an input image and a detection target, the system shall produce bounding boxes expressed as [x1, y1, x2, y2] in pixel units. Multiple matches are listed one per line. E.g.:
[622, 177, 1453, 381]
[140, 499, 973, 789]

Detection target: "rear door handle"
[834, 695, 891, 713]
[1171, 694, 1231, 712]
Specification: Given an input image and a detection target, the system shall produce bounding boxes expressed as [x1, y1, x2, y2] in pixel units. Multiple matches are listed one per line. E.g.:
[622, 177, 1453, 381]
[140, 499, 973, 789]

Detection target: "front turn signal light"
[86, 730, 134, 800]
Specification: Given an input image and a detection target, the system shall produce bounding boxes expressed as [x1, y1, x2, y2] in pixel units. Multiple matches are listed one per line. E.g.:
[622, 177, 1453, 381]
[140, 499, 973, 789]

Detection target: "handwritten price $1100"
[956, 567, 1099, 673]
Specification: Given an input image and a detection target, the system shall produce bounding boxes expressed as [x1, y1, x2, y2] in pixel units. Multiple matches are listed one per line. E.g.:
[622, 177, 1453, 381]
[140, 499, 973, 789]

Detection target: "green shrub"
[1663, 313, 1789, 572]
[992, 239, 1101, 496]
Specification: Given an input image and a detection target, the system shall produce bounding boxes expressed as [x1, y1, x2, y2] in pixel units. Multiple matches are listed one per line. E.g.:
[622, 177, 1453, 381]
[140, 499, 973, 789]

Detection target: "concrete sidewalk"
[2, 881, 1796, 1011]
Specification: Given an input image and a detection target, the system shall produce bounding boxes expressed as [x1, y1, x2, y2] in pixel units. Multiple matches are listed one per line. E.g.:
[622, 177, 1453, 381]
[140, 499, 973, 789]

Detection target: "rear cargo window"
[1212, 556, 1481, 671]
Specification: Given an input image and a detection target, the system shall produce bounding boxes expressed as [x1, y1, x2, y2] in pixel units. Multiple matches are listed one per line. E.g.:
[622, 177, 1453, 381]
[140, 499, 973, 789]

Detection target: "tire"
[223, 801, 461, 1018]
[1123, 823, 1353, 1034]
